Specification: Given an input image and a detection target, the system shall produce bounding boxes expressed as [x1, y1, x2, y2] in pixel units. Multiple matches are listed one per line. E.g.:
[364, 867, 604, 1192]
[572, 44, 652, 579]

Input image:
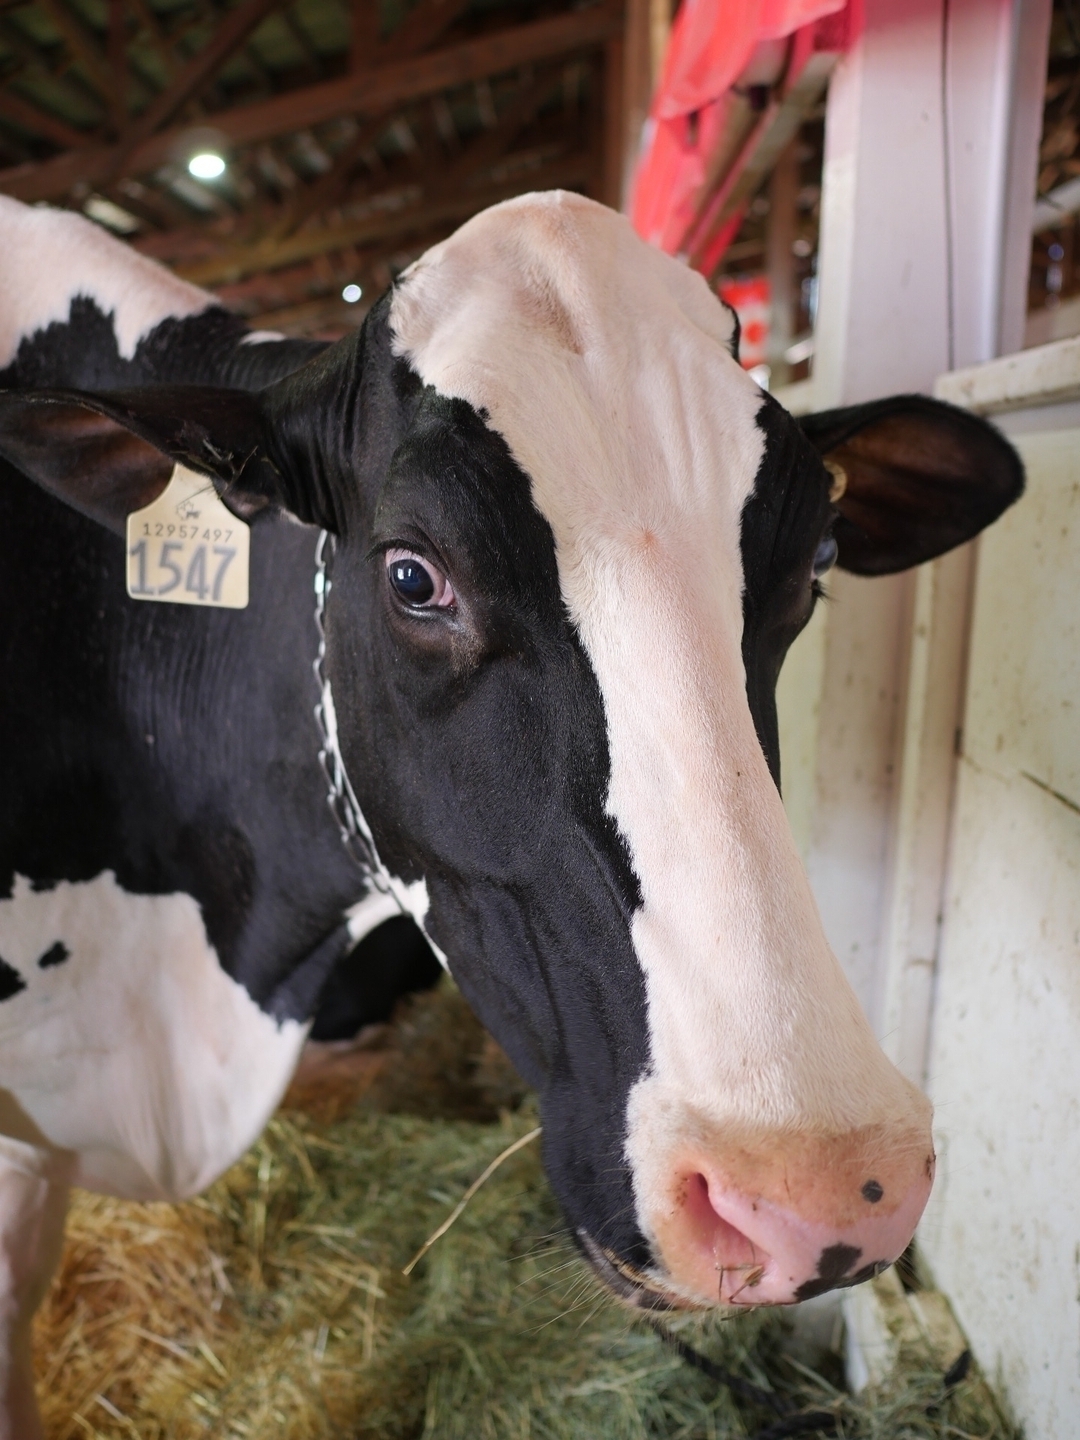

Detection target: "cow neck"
[313, 529, 401, 905]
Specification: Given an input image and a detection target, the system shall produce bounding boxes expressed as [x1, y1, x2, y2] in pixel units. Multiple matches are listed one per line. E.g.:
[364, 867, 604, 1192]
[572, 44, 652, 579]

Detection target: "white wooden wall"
[917, 352, 1080, 1437]
[771, 1, 1080, 1434]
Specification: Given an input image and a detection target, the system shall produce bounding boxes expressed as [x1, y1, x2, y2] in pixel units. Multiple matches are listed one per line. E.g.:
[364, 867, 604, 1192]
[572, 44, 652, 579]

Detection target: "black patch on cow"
[309, 309, 652, 1267]
[862, 1179, 884, 1203]
[38, 940, 70, 969]
[793, 1242, 864, 1301]
[0, 300, 362, 1017]
[739, 393, 837, 789]
[0, 956, 26, 1001]
[264, 923, 354, 1025]
[311, 915, 443, 1040]
[0, 297, 324, 395]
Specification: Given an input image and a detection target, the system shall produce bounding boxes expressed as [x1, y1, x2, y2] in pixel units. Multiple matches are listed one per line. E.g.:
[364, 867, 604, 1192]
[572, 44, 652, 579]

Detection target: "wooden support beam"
[600, 33, 623, 210]
[270, 112, 389, 237]
[107, 0, 127, 128]
[173, 151, 592, 284]
[374, 0, 473, 66]
[765, 139, 798, 386]
[428, 66, 559, 197]
[685, 48, 836, 273]
[349, 0, 379, 71]
[0, 12, 108, 127]
[113, 0, 284, 157]
[127, 0, 178, 78]
[277, 1, 499, 239]
[0, 85, 90, 149]
[0, 3, 623, 202]
[36, 0, 114, 101]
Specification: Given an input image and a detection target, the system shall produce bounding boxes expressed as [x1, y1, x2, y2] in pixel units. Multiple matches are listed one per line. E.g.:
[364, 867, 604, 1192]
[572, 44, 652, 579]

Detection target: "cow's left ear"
[0, 379, 342, 536]
[799, 394, 1024, 575]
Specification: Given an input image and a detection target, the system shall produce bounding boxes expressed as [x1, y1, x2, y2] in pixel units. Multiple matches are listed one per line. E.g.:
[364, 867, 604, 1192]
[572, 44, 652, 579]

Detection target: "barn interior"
[2, 0, 1079, 1434]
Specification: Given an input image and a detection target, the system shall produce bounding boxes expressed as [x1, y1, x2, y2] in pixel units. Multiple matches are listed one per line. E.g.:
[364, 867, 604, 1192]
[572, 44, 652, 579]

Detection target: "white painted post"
[770, 0, 1052, 1401]
[779, 0, 1051, 1043]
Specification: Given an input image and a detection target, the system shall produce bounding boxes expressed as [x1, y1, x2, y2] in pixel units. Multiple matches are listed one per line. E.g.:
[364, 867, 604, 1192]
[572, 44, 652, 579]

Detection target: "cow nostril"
[682, 1172, 762, 1272]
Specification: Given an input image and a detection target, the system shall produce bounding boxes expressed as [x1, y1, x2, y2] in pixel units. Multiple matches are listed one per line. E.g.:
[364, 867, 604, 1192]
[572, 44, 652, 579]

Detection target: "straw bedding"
[34, 983, 1017, 1439]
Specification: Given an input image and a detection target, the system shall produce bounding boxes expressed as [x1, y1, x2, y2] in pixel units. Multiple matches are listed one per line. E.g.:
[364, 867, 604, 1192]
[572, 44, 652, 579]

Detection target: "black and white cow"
[0, 190, 1021, 1436]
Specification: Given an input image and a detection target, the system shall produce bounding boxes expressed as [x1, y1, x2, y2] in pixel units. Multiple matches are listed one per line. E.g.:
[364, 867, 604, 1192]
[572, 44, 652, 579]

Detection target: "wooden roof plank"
[115, 0, 287, 154]
[35, 0, 119, 121]
[0, 79, 90, 146]
[172, 149, 592, 283]
[0, 2, 621, 201]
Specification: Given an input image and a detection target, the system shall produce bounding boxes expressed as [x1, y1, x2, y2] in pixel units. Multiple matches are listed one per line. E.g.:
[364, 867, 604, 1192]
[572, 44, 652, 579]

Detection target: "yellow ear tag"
[126, 463, 249, 609]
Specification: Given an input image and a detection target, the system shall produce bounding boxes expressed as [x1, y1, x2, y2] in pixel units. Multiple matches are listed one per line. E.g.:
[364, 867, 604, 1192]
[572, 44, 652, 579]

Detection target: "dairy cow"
[0, 190, 1022, 1436]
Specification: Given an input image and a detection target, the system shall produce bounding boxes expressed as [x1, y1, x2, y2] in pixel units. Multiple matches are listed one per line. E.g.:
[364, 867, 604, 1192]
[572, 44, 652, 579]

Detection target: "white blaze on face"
[0, 195, 212, 369]
[390, 192, 931, 1298]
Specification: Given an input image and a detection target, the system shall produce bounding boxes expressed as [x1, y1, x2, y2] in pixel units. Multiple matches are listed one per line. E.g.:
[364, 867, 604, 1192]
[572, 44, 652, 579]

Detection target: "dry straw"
[33, 984, 1018, 1440]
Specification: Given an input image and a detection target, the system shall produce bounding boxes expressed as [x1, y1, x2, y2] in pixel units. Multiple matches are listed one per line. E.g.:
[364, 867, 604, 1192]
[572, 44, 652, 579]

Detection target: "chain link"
[312, 530, 398, 900]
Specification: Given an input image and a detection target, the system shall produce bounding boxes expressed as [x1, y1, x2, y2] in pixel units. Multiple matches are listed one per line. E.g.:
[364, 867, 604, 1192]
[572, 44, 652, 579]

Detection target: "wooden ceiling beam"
[280, 0, 491, 239]
[112, 0, 285, 159]
[173, 149, 592, 283]
[271, 110, 388, 238]
[0, 2, 622, 202]
[0, 84, 90, 148]
[349, 0, 378, 72]
[35, 0, 115, 105]
[127, 0, 179, 79]
[372, 0, 473, 67]
[0, 12, 106, 127]
[427, 64, 559, 198]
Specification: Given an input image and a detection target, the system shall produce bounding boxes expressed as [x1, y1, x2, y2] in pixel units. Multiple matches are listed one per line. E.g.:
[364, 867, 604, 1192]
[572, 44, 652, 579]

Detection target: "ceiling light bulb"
[342, 283, 363, 303]
[188, 152, 225, 180]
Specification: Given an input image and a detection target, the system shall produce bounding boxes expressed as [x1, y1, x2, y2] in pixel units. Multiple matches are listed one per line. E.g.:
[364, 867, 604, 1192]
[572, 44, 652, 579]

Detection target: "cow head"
[0, 192, 1022, 1308]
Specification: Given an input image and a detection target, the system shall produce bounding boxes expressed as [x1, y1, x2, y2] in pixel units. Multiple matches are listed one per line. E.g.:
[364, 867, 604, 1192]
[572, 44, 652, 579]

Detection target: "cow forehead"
[389, 193, 765, 603]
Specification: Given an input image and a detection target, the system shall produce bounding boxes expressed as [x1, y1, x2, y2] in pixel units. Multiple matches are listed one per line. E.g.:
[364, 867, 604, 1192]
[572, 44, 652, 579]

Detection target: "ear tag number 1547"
[127, 464, 249, 609]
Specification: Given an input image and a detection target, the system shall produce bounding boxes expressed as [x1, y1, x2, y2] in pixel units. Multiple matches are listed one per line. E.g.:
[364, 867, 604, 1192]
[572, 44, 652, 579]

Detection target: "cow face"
[0, 192, 1023, 1309]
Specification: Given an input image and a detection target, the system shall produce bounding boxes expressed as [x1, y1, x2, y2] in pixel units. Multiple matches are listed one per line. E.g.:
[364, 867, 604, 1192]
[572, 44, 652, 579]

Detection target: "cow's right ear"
[0, 382, 340, 536]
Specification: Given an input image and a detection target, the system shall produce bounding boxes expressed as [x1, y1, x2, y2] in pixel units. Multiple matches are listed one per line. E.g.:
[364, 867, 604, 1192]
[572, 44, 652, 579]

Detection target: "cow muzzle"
[635, 1125, 935, 1308]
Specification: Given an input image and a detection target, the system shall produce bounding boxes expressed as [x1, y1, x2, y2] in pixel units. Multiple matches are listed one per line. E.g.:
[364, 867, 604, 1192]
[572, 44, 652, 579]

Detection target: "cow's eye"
[812, 536, 838, 579]
[385, 550, 454, 609]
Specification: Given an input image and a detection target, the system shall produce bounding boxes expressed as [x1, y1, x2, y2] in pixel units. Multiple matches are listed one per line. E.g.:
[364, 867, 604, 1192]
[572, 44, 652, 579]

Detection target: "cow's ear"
[798, 394, 1024, 575]
[0, 383, 338, 537]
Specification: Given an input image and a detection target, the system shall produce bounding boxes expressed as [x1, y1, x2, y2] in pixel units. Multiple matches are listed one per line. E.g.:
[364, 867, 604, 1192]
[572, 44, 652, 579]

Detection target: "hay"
[33, 984, 1019, 1439]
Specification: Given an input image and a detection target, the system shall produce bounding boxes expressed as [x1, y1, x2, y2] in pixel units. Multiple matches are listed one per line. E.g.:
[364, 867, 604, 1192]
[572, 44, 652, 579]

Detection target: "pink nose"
[649, 1134, 935, 1306]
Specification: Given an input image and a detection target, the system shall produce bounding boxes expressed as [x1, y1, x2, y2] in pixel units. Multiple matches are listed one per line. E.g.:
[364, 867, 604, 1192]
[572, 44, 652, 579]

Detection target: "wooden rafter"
[0, 0, 626, 335]
[112, 0, 284, 157]
[0, 82, 88, 147]
[0, 3, 621, 201]
[171, 149, 592, 284]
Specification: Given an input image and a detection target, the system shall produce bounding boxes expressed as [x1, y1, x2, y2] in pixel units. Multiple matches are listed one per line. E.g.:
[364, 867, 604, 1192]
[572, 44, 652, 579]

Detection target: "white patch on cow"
[346, 887, 403, 942]
[0, 196, 212, 369]
[0, 872, 305, 1202]
[389, 193, 927, 1266]
[241, 329, 287, 345]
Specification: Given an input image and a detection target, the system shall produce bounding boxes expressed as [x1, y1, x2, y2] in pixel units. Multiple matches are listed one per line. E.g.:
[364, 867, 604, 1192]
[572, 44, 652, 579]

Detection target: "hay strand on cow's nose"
[402, 1126, 541, 1276]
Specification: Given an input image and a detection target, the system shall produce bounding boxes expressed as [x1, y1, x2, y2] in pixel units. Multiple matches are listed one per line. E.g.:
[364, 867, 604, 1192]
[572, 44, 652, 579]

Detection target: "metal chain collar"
[312, 529, 401, 903]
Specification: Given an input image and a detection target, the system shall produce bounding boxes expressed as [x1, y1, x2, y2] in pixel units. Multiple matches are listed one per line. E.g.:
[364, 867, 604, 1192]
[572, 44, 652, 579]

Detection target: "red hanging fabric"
[632, 0, 851, 255]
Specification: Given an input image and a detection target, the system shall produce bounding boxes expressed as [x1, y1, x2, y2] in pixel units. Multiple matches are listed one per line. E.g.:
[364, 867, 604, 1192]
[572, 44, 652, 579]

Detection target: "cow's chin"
[575, 1231, 699, 1313]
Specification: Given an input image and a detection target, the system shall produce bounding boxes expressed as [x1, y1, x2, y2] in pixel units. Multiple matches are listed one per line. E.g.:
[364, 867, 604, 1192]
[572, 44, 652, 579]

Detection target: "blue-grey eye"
[813, 536, 838, 579]
[389, 558, 435, 604]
